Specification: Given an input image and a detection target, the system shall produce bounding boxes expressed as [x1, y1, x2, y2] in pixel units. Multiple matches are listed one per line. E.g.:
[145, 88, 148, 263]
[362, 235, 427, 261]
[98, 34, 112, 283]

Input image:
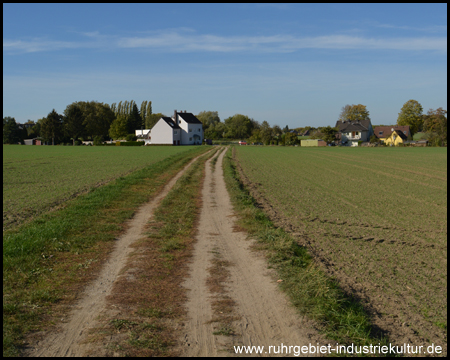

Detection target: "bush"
[93, 136, 103, 146]
[115, 141, 144, 147]
[74, 140, 81, 146]
[126, 134, 137, 142]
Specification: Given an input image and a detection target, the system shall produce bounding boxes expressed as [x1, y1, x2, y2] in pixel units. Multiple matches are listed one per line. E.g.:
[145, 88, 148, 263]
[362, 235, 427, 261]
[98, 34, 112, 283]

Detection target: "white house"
[335, 119, 373, 147]
[149, 117, 181, 145]
[149, 110, 203, 145]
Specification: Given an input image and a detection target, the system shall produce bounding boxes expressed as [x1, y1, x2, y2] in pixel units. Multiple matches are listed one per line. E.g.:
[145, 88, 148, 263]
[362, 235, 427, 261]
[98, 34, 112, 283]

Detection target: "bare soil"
[24, 148, 324, 357]
[24, 154, 204, 357]
[233, 150, 447, 356]
[178, 148, 322, 356]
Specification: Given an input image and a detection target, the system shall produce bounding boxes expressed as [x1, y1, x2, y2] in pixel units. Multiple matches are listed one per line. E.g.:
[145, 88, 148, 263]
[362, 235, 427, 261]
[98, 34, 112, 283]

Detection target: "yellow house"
[384, 130, 408, 146]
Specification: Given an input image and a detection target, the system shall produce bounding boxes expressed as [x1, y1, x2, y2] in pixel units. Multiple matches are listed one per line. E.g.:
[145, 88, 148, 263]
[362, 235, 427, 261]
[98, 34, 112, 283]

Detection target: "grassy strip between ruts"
[3, 146, 210, 357]
[222, 147, 392, 356]
[83, 147, 221, 356]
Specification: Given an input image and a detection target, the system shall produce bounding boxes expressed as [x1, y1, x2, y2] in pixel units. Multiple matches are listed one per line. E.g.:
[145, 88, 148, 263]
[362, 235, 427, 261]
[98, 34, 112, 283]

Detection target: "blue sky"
[3, 3, 447, 128]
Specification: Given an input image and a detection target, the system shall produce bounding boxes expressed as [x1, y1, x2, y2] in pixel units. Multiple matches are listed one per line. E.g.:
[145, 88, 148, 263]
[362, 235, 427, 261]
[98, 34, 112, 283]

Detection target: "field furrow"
[234, 146, 447, 354]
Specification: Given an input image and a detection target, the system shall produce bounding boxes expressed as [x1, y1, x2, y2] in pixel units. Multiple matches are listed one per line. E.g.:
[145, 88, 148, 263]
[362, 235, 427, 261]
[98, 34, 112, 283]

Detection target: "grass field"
[3, 145, 209, 356]
[3, 145, 200, 230]
[233, 146, 447, 352]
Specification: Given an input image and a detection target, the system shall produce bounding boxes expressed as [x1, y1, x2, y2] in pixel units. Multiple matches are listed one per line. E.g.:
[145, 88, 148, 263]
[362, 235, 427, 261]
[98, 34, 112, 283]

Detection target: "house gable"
[373, 125, 411, 140]
[172, 110, 203, 145]
[335, 119, 373, 145]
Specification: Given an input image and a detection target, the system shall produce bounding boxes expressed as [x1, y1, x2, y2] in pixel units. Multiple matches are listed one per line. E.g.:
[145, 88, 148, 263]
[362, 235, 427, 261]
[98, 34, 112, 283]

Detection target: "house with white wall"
[335, 119, 373, 146]
[149, 110, 203, 145]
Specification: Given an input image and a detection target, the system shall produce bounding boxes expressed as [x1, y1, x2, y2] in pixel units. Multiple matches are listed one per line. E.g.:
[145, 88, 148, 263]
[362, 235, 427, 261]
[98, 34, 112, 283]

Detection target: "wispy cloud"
[375, 23, 447, 33]
[4, 29, 447, 54]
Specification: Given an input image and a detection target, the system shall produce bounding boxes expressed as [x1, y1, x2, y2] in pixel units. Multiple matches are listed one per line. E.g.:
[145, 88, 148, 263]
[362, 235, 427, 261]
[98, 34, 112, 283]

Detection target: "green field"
[3, 145, 199, 230]
[234, 146, 447, 350]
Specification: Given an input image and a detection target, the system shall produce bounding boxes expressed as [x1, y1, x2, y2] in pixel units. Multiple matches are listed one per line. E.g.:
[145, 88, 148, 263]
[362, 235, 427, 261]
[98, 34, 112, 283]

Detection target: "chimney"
[174, 109, 177, 121]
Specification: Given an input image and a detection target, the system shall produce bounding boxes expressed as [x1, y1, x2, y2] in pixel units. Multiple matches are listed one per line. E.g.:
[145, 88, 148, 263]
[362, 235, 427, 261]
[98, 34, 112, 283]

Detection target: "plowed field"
[234, 146, 447, 354]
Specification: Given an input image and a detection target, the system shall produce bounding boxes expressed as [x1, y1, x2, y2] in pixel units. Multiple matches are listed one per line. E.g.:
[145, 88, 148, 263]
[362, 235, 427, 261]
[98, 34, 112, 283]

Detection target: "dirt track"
[25, 148, 320, 357]
[179, 148, 319, 356]
[25, 154, 204, 357]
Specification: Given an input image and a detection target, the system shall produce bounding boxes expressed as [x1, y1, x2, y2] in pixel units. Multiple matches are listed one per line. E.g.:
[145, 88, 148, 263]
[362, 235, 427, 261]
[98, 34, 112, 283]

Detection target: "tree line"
[3, 100, 446, 146]
[3, 100, 155, 145]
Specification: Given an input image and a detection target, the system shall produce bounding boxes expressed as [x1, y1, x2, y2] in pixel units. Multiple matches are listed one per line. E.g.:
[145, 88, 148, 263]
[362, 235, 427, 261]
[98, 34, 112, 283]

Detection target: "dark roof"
[178, 112, 203, 125]
[373, 125, 410, 139]
[161, 117, 180, 129]
[392, 130, 408, 140]
[335, 119, 371, 132]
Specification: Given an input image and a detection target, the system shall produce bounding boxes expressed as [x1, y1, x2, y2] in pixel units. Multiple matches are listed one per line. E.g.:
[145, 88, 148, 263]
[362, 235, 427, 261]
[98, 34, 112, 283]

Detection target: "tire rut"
[25, 153, 207, 357]
[180, 148, 321, 357]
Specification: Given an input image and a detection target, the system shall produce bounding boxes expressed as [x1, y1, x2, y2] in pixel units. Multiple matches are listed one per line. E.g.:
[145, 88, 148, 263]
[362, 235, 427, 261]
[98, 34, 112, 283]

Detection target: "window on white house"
[198, 128, 201, 132]
[174, 130, 177, 135]
[189, 128, 192, 132]
[189, 137, 192, 141]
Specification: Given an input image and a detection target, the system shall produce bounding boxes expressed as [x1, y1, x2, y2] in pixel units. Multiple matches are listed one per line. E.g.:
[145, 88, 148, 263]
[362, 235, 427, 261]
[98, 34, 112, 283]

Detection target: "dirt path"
[26, 153, 206, 357]
[180, 148, 320, 357]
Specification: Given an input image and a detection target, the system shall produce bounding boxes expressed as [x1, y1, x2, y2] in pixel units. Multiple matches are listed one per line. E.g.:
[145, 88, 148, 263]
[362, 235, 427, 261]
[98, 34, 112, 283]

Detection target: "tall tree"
[224, 114, 255, 139]
[117, 101, 123, 115]
[110, 102, 117, 115]
[63, 103, 85, 145]
[41, 109, 63, 145]
[145, 112, 164, 129]
[127, 103, 141, 133]
[3, 117, 19, 144]
[196, 111, 220, 131]
[423, 107, 447, 145]
[146, 101, 152, 126]
[77, 101, 115, 139]
[397, 100, 423, 136]
[339, 104, 370, 122]
[259, 121, 273, 145]
[140, 100, 147, 127]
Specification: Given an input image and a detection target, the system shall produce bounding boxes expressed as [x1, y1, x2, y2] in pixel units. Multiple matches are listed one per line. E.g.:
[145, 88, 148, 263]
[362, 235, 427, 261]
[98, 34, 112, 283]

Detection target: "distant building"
[301, 139, 326, 147]
[335, 119, 373, 147]
[373, 125, 411, 143]
[148, 110, 203, 145]
[384, 129, 408, 146]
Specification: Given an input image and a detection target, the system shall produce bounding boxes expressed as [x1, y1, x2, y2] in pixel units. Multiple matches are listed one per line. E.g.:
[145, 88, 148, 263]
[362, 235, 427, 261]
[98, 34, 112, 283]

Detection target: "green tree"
[423, 107, 447, 145]
[320, 126, 338, 143]
[127, 103, 141, 133]
[109, 114, 129, 139]
[339, 104, 370, 122]
[78, 101, 115, 139]
[140, 100, 147, 126]
[272, 125, 282, 138]
[145, 101, 152, 126]
[41, 109, 63, 145]
[205, 121, 226, 139]
[397, 100, 423, 136]
[63, 103, 85, 145]
[196, 111, 220, 132]
[3, 117, 19, 144]
[284, 131, 298, 145]
[224, 114, 255, 139]
[259, 121, 272, 144]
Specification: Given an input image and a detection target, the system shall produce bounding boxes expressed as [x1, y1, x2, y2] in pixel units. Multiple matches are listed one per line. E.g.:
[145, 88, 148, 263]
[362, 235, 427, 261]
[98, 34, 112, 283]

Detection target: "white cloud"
[3, 29, 447, 54]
